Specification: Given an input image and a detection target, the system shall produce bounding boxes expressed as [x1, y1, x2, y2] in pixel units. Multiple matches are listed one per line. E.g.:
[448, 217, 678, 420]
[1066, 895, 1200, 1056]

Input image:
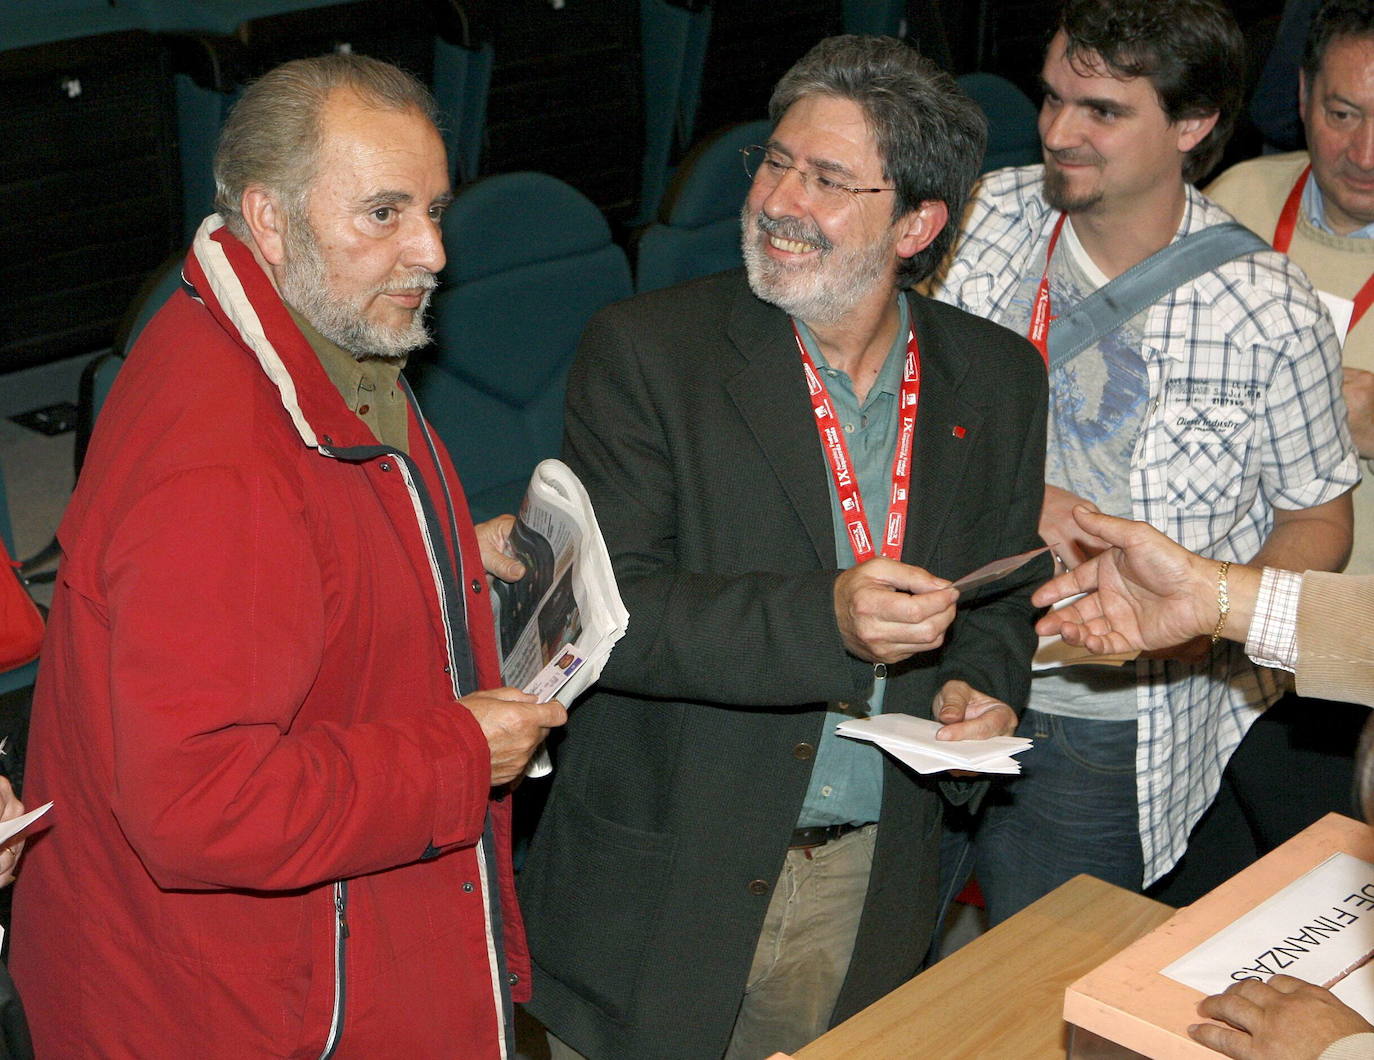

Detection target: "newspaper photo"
[490, 459, 629, 775]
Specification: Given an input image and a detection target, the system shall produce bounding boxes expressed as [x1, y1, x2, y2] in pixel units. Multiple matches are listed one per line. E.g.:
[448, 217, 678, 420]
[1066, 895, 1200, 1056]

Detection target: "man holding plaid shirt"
[931, 0, 1359, 921]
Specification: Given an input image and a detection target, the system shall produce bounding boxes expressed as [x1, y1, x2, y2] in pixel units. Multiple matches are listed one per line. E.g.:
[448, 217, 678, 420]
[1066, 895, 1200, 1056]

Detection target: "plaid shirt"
[1247, 567, 1302, 672]
[933, 166, 1359, 883]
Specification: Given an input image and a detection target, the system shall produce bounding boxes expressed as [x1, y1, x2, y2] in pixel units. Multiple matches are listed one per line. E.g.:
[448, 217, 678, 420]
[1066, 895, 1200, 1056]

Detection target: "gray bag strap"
[1047, 221, 1270, 372]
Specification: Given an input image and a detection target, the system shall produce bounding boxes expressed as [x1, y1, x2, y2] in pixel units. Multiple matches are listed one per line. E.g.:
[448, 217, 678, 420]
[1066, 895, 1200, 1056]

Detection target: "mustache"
[753, 212, 834, 252]
[1046, 147, 1105, 167]
[376, 271, 439, 295]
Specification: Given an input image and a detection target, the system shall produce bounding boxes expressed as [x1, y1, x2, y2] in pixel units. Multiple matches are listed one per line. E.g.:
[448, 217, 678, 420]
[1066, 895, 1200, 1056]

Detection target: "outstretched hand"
[1032, 507, 1216, 655]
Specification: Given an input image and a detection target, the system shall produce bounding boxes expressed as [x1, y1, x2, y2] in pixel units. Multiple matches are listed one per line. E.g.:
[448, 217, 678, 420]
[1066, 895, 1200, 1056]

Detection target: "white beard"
[280, 218, 436, 362]
[741, 205, 897, 327]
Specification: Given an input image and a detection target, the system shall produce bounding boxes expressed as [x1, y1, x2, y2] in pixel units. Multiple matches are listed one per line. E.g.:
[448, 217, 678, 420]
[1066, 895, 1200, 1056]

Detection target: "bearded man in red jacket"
[9, 54, 565, 1058]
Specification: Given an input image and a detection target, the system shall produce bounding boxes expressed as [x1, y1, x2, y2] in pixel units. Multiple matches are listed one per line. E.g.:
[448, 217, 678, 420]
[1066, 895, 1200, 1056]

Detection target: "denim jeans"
[939, 709, 1143, 928]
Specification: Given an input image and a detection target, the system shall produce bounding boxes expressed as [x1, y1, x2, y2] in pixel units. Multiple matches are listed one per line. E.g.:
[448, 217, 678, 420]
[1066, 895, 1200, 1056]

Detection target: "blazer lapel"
[902, 294, 983, 574]
[718, 287, 986, 574]
[723, 285, 837, 567]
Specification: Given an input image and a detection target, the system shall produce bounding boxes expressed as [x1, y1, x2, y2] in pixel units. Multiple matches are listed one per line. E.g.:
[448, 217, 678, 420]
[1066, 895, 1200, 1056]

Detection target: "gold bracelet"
[1211, 560, 1232, 643]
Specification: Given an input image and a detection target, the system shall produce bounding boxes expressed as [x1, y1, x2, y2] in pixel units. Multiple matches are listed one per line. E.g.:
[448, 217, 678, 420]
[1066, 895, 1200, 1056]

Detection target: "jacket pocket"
[520, 788, 675, 1024]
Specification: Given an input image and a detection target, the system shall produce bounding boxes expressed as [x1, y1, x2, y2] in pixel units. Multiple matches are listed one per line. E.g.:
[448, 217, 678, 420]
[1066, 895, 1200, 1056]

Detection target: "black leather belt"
[788, 822, 866, 849]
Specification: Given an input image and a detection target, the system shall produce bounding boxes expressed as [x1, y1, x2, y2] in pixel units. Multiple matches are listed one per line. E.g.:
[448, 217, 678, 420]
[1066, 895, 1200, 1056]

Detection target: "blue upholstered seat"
[957, 72, 1042, 174]
[635, 118, 770, 294]
[410, 172, 634, 522]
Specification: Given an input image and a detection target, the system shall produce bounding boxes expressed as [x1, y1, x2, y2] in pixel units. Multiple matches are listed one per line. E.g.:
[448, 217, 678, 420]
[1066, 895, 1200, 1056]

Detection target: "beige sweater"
[1296, 570, 1374, 706]
[1320, 1031, 1374, 1059]
[1209, 153, 1374, 574]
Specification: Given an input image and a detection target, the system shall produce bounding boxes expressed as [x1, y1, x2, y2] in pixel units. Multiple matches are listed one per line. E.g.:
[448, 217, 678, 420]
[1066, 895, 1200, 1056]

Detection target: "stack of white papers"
[836, 714, 1032, 774]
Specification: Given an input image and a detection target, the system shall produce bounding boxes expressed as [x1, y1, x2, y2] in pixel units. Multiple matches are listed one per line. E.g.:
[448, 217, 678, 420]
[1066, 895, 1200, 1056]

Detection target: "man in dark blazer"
[520, 36, 1050, 1060]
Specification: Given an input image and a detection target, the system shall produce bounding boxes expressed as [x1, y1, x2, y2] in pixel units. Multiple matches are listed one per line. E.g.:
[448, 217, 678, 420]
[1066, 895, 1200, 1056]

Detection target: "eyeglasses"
[740, 145, 894, 207]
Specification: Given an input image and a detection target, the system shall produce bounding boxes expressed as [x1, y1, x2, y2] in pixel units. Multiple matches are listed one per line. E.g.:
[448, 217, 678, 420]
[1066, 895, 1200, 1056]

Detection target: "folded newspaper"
[490, 459, 629, 777]
[836, 714, 1032, 774]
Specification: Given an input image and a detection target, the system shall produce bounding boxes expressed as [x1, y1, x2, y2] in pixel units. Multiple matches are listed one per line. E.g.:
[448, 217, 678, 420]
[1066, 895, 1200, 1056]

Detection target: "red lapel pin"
[952, 425, 966, 439]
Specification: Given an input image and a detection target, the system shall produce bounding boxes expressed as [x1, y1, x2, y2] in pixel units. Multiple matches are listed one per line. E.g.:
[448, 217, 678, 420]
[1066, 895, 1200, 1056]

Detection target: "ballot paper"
[1162, 851, 1374, 1021]
[1319, 290, 1355, 348]
[0, 801, 52, 847]
[951, 546, 1049, 593]
[1032, 633, 1138, 670]
[835, 714, 1032, 775]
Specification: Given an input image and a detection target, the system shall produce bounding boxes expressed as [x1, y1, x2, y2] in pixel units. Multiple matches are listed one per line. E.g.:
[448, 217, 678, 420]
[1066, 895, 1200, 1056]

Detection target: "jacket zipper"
[318, 880, 349, 1059]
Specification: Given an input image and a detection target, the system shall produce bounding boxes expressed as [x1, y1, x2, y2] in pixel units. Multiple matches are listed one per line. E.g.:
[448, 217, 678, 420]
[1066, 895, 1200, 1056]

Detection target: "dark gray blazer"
[520, 270, 1048, 1059]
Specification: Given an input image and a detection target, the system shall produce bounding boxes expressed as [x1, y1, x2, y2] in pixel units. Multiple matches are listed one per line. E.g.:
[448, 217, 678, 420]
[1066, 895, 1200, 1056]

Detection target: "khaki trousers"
[547, 823, 876, 1060]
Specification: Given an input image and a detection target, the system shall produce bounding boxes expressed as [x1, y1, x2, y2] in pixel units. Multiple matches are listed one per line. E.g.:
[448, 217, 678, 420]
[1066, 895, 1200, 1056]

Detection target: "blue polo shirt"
[793, 295, 910, 828]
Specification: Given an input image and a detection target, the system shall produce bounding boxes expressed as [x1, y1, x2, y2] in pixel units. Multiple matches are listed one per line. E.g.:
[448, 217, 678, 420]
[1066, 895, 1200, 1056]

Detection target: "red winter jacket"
[11, 221, 529, 1058]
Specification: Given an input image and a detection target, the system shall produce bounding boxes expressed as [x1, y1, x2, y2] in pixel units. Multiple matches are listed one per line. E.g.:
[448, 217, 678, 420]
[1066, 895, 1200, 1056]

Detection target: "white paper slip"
[1318, 290, 1355, 349]
[836, 714, 1032, 775]
[0, 801, 53, 847]
[1163, 852, 1374, 1003]
[951, 546, 1049, 593]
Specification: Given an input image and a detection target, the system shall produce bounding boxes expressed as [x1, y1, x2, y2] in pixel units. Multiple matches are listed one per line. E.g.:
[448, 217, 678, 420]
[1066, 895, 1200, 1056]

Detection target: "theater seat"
[410, 172, 633, 522]
[957, 72, 1042, 174]
[635, 118, 769, 294]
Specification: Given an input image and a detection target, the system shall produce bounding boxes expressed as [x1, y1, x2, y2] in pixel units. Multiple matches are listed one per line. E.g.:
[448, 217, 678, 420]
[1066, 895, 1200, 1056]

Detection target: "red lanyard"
[1273, 164, 1374, 334]
[1028, 212, 1070, 366]
[794, 323, 920, 563]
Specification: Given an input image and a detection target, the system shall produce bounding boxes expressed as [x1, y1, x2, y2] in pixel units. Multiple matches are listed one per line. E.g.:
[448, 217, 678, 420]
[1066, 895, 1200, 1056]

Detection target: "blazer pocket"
[521, 788, 676, 1024]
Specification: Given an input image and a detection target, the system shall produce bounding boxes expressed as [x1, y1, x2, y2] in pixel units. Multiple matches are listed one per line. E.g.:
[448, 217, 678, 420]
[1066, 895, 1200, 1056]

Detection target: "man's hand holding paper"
[931, 679, 1019, 777]
[834, 545, 1053, 665]
[933, 679, 1018, 742]
[461, 688, 567, 786]
[833, 558, 958, 664]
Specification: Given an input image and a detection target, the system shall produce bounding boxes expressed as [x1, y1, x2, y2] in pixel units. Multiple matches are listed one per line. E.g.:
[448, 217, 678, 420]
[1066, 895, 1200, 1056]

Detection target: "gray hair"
[768, 35, 988, 285]
[213, 53, 440, 239]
